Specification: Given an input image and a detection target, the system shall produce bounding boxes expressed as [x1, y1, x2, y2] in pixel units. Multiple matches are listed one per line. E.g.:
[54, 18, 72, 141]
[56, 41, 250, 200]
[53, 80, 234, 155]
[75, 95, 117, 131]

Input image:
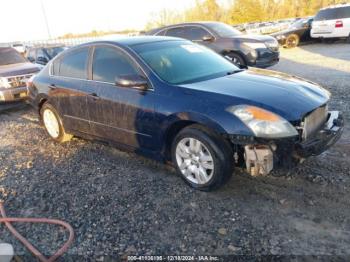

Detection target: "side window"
[92, 46, 139, 84]
[156, 30, 166, 36]
[27, 49, 36, 62]
[337, 6, 350, 19]
[165, 27, 187, 39]
[37, 49, 46, 59]
[59, 48, 89, 79]
[184, 26, 211, 41]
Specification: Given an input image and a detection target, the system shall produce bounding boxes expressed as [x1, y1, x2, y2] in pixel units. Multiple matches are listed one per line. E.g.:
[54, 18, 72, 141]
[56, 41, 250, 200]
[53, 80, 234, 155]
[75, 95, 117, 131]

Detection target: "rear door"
[86, 45, 157, 150]
[50, 47, 93, 133]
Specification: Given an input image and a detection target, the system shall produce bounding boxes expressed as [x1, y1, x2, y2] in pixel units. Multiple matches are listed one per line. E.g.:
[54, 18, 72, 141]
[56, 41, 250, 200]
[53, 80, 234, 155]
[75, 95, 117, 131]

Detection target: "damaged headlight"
[227, 105, 298, 138]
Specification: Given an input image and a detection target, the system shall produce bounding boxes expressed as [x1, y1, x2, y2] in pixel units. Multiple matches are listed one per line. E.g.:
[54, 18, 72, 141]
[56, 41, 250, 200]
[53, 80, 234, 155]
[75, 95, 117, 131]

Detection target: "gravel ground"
[0, 43, 350, 261]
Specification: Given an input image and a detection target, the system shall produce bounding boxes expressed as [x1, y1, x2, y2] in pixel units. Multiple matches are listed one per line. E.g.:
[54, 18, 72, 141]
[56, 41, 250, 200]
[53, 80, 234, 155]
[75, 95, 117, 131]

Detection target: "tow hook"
[244, 145, 275, 176]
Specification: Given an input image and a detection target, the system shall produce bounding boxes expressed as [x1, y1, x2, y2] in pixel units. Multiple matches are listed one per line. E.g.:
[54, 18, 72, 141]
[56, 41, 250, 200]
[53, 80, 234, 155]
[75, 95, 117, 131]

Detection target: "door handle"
[49, 84, 56, 90]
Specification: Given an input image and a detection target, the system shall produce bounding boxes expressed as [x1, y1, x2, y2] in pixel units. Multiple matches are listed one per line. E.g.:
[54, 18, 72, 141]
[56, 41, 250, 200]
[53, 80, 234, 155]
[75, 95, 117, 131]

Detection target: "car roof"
[147, 21, 224, 34]
[79, 36, 185, 47]
[320, 3, 350, 10]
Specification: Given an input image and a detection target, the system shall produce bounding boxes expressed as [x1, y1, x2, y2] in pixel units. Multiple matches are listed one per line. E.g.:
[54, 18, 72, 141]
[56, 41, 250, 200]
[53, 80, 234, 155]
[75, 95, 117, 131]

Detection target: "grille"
[302, 105, 328, 140]
[7, 74, 33, 88]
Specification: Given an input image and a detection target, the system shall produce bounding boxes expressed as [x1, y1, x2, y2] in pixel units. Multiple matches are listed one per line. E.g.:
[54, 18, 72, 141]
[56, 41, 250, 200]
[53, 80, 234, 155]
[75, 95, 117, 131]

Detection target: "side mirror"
[37, 56, 48, 65]
[115, 75, 148, 90]
[202, 35, 214, 42]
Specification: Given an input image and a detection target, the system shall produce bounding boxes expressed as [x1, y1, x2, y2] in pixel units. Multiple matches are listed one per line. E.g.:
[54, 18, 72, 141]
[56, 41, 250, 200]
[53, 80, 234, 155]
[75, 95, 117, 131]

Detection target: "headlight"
[265, 39, 279, 49]
[244, 42, 267, 49]
[0, 77, 10, 88]
[227, 105, 298, 138]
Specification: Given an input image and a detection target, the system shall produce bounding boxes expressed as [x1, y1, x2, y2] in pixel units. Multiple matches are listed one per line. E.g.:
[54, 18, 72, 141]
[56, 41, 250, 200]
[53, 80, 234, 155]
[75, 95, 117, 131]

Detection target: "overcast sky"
[1, 0, 204, 42]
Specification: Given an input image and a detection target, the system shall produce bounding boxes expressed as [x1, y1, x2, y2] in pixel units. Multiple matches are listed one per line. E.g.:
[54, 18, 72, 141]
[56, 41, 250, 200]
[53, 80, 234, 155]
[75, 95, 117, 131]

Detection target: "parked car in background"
[146, 22, 280, 68]
[0, 47, 40, 102]
[271, 17, 314, 48]
[25, 45, 67, 68]
[11, 43, 26, 54]
[311, 4, 350, 41]
[28, 37, 343, 191]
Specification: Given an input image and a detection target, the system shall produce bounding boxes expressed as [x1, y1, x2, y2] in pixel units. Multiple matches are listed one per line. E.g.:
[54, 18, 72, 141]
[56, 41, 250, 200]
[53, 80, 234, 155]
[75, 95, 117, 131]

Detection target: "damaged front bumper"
[295, 111, 344, 158]
[0, 86, 28, 102]
[228, 111, 344, 176]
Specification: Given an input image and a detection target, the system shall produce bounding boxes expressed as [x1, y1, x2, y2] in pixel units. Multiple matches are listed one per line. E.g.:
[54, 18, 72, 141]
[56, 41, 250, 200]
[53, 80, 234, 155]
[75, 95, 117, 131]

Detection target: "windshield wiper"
[226, 69, 244, 75]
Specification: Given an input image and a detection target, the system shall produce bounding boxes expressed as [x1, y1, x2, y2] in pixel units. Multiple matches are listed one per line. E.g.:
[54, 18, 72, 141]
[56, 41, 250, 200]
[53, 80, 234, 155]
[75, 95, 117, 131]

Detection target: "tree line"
[146, 0, 350, 29]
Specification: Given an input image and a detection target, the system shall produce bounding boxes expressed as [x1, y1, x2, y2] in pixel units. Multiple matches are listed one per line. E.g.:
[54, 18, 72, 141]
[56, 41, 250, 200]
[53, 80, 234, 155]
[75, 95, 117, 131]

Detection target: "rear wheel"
[171, 125, 233, 191]
[285, 34, 300, 48]
[40, 103, 73, 143]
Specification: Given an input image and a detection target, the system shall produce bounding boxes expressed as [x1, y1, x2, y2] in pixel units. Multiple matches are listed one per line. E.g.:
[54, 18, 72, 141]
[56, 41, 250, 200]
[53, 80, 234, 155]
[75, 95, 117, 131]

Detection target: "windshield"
[206, 22, 242, 37]
[133, 41, 239, 85]
[46, 47, 65, 59]
[0, 48, 27, 66]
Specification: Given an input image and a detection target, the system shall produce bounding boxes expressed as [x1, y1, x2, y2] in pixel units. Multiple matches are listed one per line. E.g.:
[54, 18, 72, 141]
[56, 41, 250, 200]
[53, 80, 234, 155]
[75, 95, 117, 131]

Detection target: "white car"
[311, 4, 350, 40]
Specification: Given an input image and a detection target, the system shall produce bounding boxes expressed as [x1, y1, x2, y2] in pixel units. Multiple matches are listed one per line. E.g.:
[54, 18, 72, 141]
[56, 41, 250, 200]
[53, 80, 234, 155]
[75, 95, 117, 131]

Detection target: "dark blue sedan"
[28, 37, 343, 191]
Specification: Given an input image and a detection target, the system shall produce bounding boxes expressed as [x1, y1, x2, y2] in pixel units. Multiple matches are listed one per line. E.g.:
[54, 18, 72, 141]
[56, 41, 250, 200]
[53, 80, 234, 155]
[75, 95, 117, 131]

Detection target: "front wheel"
[225, 52, 246, 67]
[171, 125, 233, 191]
[40, 102, 73, 143]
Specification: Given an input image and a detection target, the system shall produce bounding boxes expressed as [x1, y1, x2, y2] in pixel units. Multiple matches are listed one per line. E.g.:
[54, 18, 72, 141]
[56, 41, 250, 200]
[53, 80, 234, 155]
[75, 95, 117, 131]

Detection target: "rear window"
[58, 47, 89, 79]
[0, 48, 26, 66]
[314, 6, 350, 21]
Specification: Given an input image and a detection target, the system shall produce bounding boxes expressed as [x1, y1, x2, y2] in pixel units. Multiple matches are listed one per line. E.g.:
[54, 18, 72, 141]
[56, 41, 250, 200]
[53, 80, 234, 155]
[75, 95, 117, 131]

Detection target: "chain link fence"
[0, 34, 129, 48]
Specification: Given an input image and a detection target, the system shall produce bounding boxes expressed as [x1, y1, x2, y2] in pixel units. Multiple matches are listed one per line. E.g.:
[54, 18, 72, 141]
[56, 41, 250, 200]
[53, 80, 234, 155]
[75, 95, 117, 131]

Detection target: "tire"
[225, 52, 246, 67]
[171, 124, 234, 191]
[322, 38, 335, 44]
[40, 102, 73, 143]
[285, 34, 300, 48]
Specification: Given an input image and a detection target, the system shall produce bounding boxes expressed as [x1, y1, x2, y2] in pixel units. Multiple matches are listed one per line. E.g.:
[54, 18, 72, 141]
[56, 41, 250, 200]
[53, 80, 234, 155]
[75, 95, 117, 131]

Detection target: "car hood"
[181, 68, 330, 121]
[0, 62, 40, 77]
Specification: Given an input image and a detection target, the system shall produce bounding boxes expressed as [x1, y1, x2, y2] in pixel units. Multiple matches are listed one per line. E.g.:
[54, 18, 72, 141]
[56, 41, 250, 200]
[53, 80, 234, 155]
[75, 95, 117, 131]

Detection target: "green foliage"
[229, 0, 265, 24]
[145, 0, 350, 30]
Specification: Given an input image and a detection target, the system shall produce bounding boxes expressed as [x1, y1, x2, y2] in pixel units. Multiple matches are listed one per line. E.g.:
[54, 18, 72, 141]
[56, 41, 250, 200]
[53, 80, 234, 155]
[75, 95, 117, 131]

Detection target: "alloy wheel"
[225, 55, 241, 65]
[175, 137, 214, 185]
[286, 35, 298, 48]
[43, 109, 60, 138]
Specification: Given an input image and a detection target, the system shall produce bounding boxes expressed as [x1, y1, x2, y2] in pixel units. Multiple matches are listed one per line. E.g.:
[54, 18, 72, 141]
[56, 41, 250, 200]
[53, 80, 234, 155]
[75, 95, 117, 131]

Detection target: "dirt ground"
[0, 43, 349, 261]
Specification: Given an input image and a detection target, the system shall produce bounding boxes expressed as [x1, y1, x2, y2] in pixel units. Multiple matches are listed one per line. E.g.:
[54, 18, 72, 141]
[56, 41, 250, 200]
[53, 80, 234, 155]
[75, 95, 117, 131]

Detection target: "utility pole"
[40, 0, 51, 39]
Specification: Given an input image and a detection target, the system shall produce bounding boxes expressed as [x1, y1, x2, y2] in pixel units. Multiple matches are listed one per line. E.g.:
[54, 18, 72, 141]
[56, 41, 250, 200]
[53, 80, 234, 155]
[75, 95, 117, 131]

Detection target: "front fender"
[162, 112, 227, 136]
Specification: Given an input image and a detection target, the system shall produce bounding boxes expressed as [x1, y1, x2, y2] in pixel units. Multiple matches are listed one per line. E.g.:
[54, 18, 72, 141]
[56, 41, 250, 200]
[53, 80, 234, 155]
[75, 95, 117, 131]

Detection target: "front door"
[86, 45, 156, 151]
